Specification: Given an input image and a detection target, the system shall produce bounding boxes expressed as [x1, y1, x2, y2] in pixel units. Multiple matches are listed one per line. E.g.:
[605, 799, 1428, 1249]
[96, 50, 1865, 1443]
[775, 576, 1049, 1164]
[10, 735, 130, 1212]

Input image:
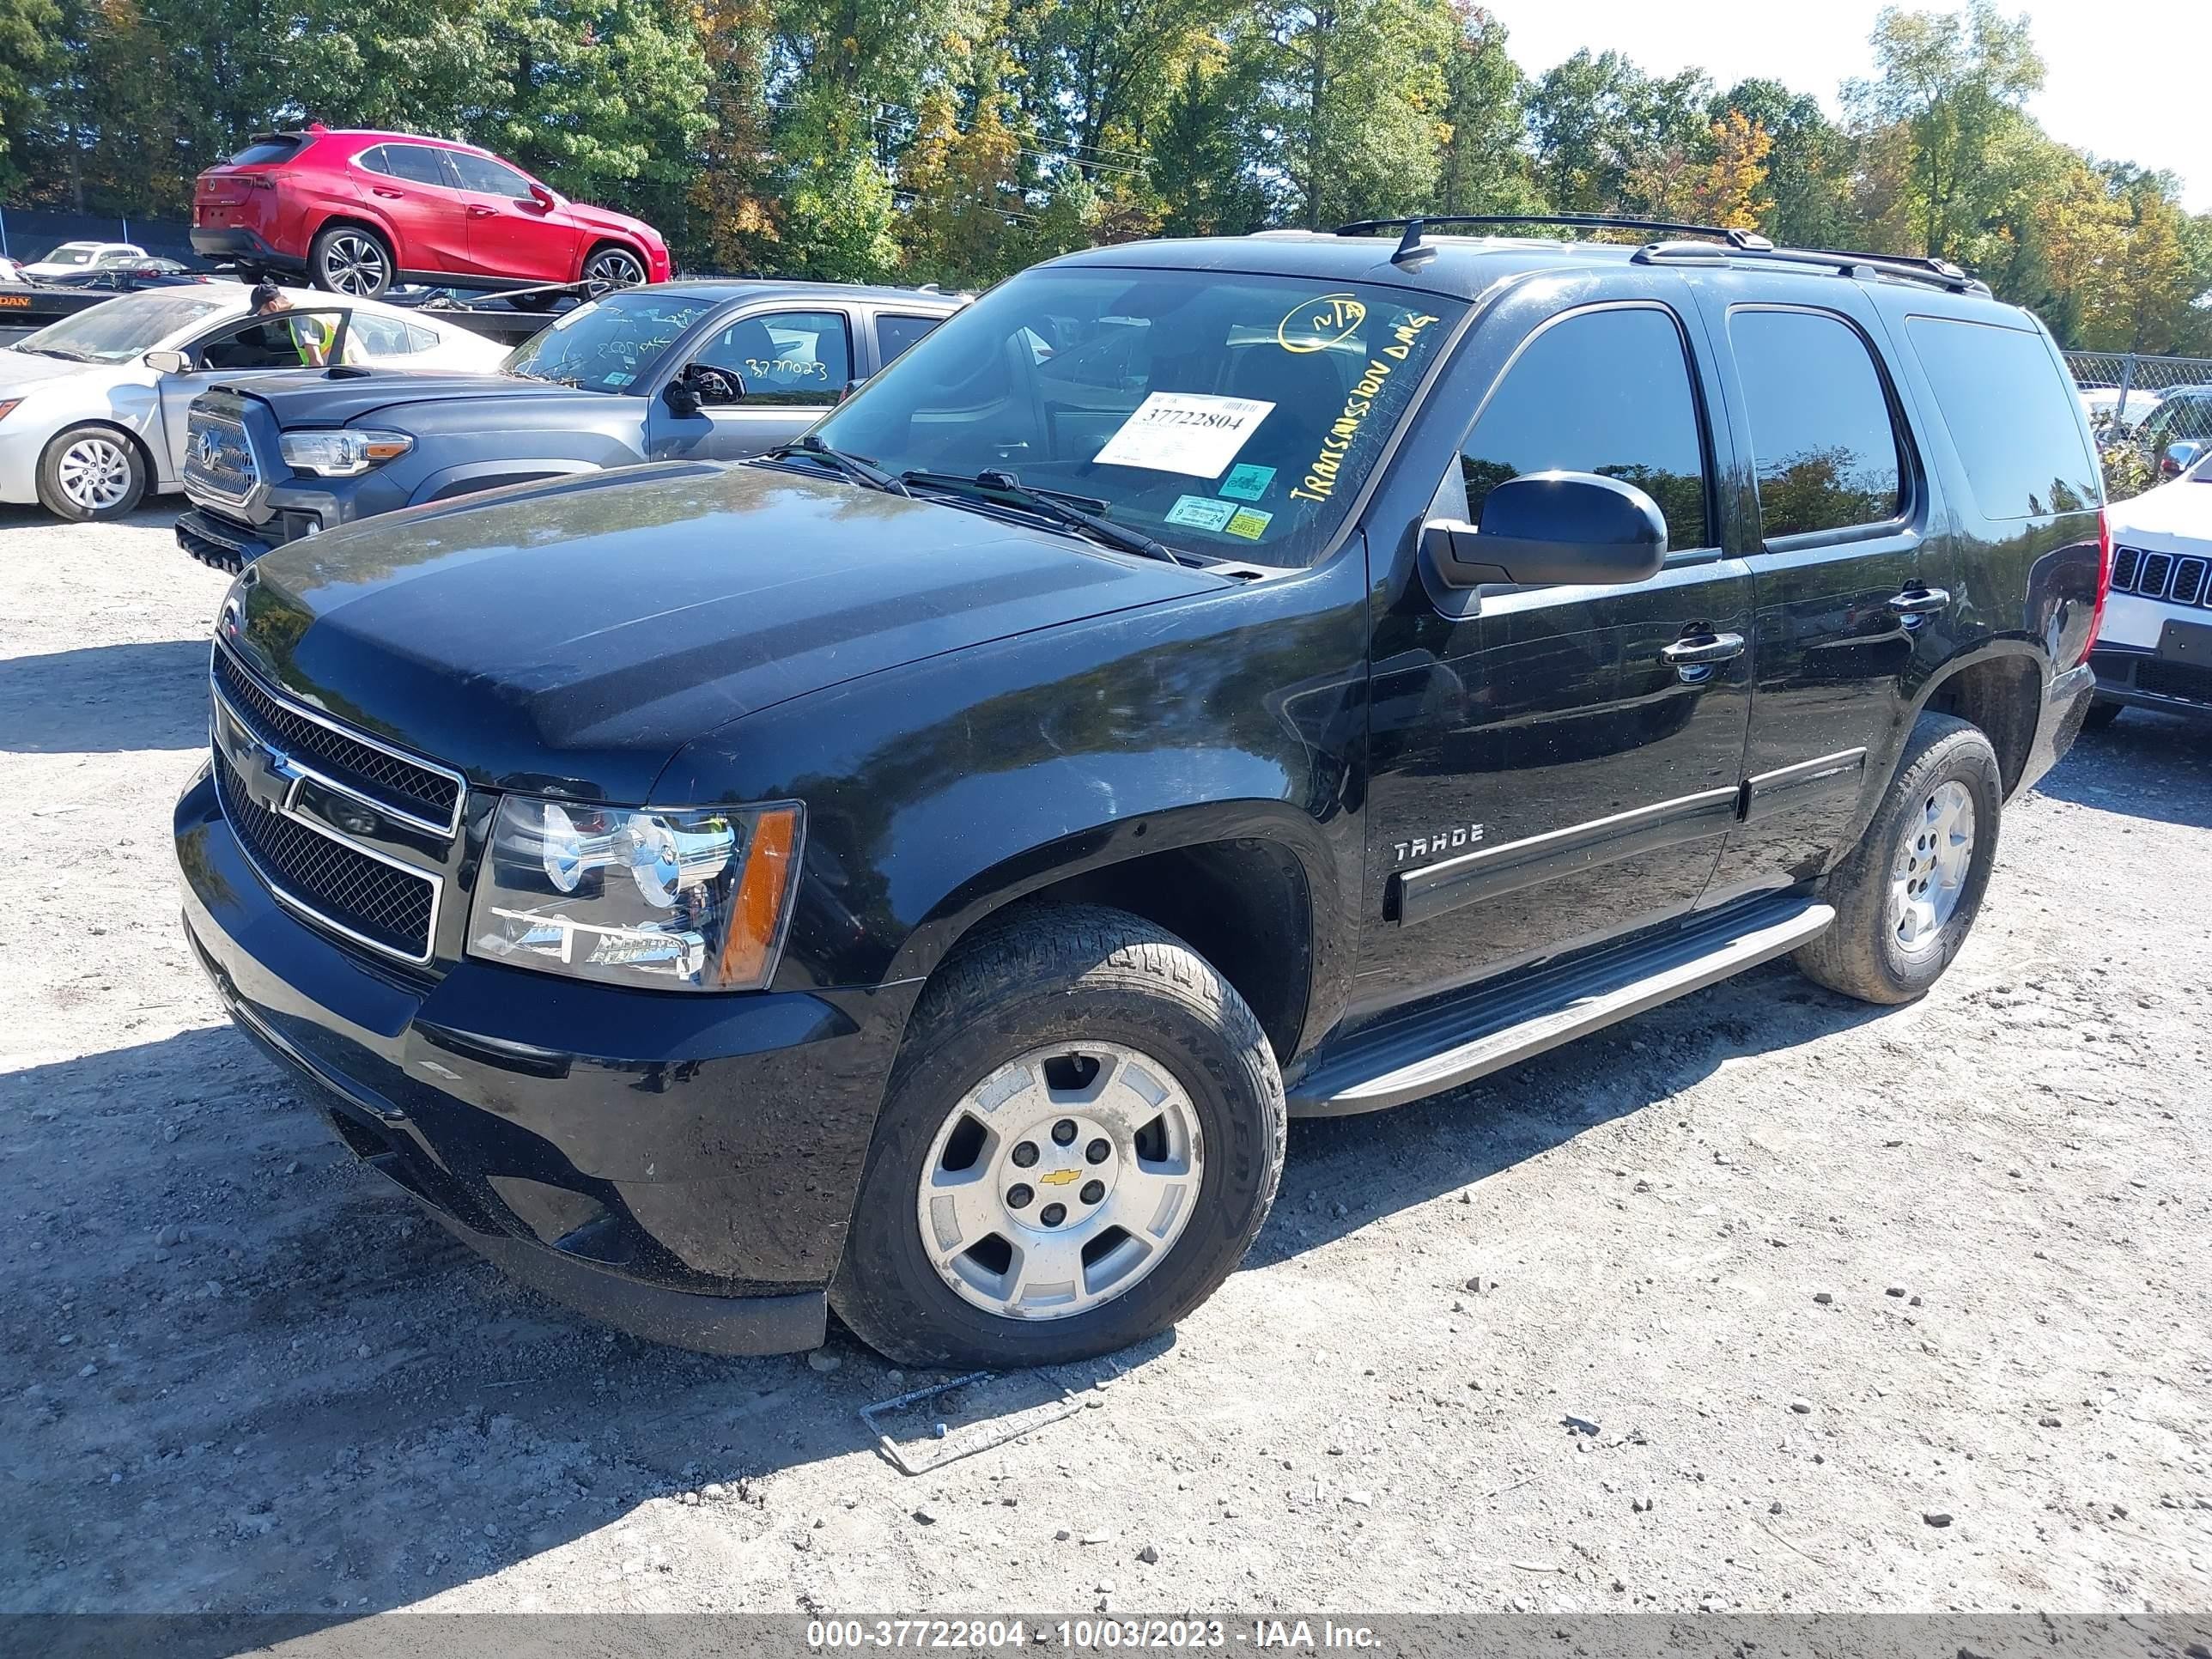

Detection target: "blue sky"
[1483, 0, 2205, 213]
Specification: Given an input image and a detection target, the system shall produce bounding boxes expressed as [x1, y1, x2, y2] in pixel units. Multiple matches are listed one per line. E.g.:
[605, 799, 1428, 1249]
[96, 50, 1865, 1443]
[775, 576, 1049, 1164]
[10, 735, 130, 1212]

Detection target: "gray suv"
[175, 279, 963, 569]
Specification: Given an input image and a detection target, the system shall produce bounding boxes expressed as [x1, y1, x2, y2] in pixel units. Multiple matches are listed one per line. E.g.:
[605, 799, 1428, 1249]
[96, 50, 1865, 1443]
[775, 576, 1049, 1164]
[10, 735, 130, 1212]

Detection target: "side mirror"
[838, 375, 868, 404]
[526, 183, 556, 210]
[1423, 471, 1668, 589]
[144, 349, 191, 375]
[2161, 440, 2203, 477]
[662, 377, 701, 419]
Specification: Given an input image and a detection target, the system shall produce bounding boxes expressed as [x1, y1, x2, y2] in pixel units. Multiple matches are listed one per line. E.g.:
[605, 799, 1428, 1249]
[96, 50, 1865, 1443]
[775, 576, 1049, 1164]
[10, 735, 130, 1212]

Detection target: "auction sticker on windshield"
[1094, 392, 1274, 479]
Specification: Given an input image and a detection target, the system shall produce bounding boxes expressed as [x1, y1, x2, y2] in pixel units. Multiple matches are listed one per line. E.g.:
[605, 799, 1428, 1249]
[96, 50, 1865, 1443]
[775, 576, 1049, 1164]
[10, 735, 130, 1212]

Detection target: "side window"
[1729, 308, 1905, 538]
[346, 313, 417, 358]
[404, 323, 441, 354]
[1904, 317, 2097, 519]
[1459, 305, 1711, 551]
[447, 151, 534, 198]
[380, 144, 456, 188]
[195, 311, 351, 370]
[876, 313, 941, 368]
[357, 145, 392, 177]
[693, 310, 852, 404]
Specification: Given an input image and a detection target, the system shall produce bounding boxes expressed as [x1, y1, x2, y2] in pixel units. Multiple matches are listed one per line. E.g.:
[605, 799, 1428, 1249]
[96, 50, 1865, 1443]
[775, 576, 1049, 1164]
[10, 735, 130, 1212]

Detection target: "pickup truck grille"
[213, 647, 462, 833]
[215, 750, 437, 961]
[2111, 544, 2212, 609]
[183, 408, 259, 507]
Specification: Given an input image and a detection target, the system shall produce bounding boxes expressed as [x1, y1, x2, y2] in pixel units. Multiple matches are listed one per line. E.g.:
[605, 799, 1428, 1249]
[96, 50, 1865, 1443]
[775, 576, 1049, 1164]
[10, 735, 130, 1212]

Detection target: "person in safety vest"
[249, 282, 338, 367]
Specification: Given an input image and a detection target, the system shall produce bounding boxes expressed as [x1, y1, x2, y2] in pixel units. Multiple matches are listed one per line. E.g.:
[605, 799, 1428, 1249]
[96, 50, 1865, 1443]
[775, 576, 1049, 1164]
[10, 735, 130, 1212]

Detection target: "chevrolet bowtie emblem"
[1036, 1169, 1082, 1187]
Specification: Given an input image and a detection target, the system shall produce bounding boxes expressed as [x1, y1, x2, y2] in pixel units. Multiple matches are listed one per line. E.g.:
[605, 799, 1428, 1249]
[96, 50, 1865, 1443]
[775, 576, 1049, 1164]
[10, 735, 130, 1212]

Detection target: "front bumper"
[2089, 644, 2212, 721]
[175, 763, 916, 1352]
[176, 507, 276, 573]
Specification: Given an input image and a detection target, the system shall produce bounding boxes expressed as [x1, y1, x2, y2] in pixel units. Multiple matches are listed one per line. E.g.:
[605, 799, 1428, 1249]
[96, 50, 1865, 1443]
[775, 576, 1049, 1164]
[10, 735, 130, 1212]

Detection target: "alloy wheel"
[1888, 780, 1976, 956]
[320, 233, 388, 295]
[915, 1041, 1205, 1321]
[584, 247, 647, 288]
[56, 436, 134, 512]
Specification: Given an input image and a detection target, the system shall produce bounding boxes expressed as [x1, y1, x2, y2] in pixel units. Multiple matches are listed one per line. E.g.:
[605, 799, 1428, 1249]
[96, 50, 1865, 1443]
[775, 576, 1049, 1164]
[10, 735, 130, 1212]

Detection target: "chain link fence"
[2065, 349, 2212, 501]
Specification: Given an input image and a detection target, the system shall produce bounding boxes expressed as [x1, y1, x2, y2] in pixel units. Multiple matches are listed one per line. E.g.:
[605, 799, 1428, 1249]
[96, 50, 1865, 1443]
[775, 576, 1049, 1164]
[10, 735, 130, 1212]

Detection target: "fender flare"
[409, 457, 603, 506]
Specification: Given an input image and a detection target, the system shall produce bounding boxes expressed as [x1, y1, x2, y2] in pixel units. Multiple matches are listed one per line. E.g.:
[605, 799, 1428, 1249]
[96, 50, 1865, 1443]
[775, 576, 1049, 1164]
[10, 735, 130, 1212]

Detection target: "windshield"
[10, 293, 226, 362]
[809, 267, 1463, 564]
[500, 290, 716, 393]
[42, 244, 100, 267]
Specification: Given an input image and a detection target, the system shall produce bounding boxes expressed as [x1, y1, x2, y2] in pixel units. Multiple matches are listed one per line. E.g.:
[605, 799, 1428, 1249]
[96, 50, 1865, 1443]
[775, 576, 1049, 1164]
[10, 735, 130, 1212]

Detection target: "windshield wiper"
[901, 469, 1184, 564]
[766, 434, 909, 495]
[506, 368, 585, 387]
[19, 345, 94, 362]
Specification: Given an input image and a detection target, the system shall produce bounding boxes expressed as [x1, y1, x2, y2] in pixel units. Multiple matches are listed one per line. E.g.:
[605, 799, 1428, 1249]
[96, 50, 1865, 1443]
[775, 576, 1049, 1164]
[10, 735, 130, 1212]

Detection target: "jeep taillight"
[2080, 507, 2112, 666]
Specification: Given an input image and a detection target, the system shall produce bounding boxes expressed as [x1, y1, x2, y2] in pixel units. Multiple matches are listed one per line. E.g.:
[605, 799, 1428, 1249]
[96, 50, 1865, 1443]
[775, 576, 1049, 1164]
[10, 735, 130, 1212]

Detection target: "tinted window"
[1459, 306, 1710, 550]
[1904, 317, 2097, 518]
[447, 151, 534, 198]
[373, 144, 453, 187]
[228, 137, 303, 167]
[694, 310, 853, 404]
[876, 313, 941, 367]
[1730, 308, 1905, 538]
[499, 289, 718, 394]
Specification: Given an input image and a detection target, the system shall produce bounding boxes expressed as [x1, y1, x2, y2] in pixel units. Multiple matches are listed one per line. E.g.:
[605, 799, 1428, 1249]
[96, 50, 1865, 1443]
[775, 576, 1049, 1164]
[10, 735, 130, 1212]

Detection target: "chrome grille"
[215, 750, 437, 962]
[213, 647, 462, 834]
[183, 409, 258, 506]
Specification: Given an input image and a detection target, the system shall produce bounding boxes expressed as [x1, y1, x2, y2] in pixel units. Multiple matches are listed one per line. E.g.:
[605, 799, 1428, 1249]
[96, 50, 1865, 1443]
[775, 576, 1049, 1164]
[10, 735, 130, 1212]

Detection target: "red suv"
[191, 125, 671, 303]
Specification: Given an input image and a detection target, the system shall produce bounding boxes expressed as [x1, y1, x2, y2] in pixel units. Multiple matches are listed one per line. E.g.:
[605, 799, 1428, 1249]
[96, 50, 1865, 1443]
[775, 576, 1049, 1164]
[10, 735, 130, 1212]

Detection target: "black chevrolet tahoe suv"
[173, 279, 963, 570]
[175, 216, 2108, 1367]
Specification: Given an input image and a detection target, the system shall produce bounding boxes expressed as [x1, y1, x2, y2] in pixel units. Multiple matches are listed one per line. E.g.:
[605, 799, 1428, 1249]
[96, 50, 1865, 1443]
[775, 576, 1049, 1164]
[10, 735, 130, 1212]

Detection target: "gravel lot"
[2, 501, 2208, 1620]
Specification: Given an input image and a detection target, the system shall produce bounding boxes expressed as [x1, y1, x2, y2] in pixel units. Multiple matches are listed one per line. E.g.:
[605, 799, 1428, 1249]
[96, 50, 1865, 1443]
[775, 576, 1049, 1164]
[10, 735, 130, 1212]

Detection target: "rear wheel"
[37, 425, 147, 521]
[311, 224, 392, 297]
[582, 244, 647, 289]
[1794, 714, 2002, 1005]
[830, 905, 1285, 1368]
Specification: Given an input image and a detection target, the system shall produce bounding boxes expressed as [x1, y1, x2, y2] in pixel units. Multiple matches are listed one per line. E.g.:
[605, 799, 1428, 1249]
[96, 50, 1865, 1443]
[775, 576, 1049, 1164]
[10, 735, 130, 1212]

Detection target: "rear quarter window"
[228, 138, 303, 167]
[1904, 316, 2098, 519]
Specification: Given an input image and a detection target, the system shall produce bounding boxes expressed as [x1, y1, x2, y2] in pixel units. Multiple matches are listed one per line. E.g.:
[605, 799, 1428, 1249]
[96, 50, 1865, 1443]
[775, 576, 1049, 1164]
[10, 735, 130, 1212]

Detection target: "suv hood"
[214, 368, 591, 428]
[228, 462, 1232, 801]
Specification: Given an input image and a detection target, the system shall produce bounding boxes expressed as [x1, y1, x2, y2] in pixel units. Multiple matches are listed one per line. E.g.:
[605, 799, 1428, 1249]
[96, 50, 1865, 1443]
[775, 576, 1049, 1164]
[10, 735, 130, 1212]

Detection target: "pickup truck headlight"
[467, 795, 804, 992]
[277, 428, 413, 477]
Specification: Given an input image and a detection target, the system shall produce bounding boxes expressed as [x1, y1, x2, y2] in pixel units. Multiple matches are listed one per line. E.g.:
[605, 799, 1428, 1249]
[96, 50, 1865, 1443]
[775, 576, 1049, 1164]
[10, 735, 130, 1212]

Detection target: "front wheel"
[582, 245, 647, 289]
[830, 906, 1285, 1368]
[37, 426, 148, 521]
[1794, 714, 2003, 1005]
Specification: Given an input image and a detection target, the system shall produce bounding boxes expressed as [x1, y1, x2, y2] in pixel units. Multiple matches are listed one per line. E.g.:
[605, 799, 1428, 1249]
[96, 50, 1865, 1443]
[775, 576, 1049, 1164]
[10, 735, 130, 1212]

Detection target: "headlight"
[467, 795, 804, 992]
[278, 428, 413, 477]
[0, 398, 21, 425]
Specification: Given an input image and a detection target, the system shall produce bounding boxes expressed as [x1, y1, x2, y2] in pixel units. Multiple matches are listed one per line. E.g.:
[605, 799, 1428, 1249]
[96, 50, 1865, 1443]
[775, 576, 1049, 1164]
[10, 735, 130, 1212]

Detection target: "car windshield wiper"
[766, 435, 909, 495]
[900, 469, 1184, 565]
[507, 368, 585, 387]
[18, 345, 94, 362]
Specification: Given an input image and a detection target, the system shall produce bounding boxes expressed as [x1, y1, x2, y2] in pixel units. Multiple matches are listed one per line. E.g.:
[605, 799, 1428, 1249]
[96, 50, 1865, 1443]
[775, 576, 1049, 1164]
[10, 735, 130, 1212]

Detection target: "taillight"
[2079, 507, 2112, 665]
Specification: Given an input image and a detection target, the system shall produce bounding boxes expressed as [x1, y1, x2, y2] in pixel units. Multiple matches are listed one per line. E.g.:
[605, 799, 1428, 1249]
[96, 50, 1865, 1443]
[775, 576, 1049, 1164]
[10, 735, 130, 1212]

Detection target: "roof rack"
[1334, 214, 1990, 295]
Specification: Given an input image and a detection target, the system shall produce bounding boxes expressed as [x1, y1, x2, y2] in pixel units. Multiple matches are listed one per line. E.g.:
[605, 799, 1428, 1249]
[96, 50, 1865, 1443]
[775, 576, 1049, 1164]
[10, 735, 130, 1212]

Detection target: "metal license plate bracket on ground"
[858, 1369, 1085, 1476]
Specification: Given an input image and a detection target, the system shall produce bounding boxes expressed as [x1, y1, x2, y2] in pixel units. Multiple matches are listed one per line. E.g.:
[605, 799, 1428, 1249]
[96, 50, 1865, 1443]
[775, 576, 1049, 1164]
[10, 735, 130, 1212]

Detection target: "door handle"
[466, 204, 495, 218]
[372, 187, 404, 198]
[1887, 586, 1950, 616]
[1661, 631, 1747, 666]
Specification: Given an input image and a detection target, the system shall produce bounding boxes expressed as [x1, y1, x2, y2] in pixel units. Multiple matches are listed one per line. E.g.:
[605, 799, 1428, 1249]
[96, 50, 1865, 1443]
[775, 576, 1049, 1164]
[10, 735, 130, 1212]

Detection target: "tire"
[582, 244, 647, 289]
[310, 224, 392, 298]
[2081, 697, 2124, 732]
[830, 904, 1286, 1368]
[507, 290, 561, 313]
[37, 425, 148, 522]
[1793, 713, 2003, 1005]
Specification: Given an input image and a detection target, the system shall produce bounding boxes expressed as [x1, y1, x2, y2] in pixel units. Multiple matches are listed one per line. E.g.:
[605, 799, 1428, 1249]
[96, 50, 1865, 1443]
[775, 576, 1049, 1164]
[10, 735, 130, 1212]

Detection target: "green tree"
[1246, 0, 1456, 230]
[1148, 45, 1271, 234]
[1712, 76, 1853, 247]
[0, 0, 60, 198]
[1432, 2, 1538, 216]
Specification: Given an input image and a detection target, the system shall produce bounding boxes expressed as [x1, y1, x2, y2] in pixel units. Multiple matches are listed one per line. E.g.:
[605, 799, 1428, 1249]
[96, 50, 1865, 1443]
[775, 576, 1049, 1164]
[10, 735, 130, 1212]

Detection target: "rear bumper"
[2090, 644, 2212, 720]
[2018, 660, 2097, 794]
[174, 763, 916, 1353]
[190, 227, 303, 273]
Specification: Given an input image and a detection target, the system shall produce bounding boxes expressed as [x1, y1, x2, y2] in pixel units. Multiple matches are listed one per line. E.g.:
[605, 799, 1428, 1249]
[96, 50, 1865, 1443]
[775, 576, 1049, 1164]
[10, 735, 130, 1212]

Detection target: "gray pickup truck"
[175, 278, 963, 569]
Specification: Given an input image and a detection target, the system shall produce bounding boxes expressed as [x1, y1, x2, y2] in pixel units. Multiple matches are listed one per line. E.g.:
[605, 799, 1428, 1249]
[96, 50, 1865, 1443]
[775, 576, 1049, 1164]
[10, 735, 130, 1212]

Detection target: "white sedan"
[2089, 447, 2212, 727]
[21, 241, 148, 281]
[0, 285, 506, 520]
